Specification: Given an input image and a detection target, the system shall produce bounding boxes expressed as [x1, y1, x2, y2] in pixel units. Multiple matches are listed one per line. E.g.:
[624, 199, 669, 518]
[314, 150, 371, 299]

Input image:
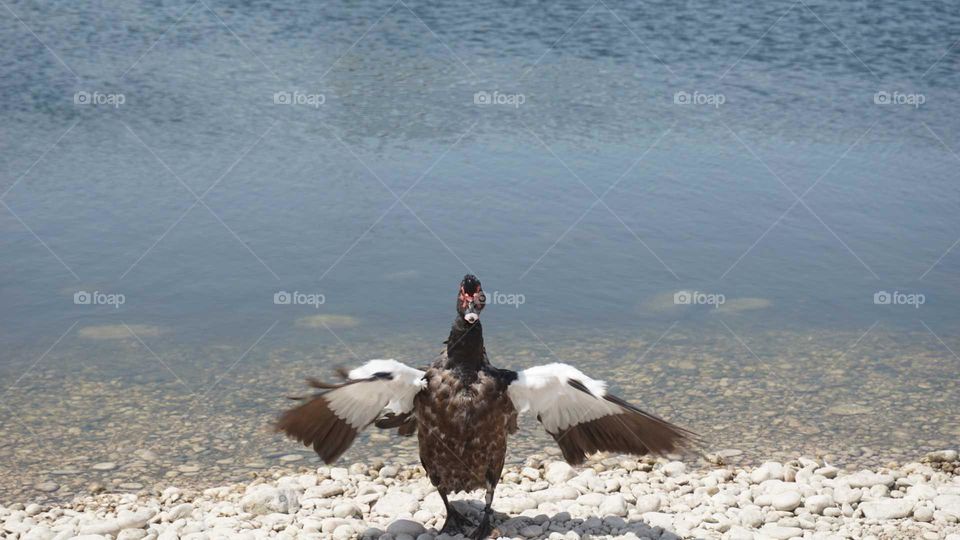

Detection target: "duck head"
[447, 274, 487, 372]
[456, 274, 485, 325]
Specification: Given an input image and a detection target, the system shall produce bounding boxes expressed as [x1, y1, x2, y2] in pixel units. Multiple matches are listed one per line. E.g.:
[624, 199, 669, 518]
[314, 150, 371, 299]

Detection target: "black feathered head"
[456, 274, 485, 324]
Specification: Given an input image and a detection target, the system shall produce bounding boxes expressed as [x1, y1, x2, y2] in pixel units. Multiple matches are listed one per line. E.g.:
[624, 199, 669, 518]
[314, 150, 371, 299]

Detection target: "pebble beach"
[4, 449, 960, 540]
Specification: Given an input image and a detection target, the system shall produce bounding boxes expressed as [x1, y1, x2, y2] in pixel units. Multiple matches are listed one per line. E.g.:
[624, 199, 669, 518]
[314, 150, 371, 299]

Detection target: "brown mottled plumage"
[275, 275, 697, 539]
[416, 363, 518, 493]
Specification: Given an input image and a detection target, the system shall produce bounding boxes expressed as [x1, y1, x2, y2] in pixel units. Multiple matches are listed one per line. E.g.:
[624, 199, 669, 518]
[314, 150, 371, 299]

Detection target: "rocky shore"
[3, 450, 960, 540]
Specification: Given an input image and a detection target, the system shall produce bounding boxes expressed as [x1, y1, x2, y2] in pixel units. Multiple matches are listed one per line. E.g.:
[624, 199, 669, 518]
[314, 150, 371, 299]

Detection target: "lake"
[1, 0, 958, 502]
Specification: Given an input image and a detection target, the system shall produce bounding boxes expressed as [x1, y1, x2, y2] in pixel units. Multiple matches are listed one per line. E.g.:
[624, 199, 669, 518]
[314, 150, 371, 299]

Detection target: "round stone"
[771, 491, 802, 512]
[34, 481, 59, 493]
[386, 519, 426, 536]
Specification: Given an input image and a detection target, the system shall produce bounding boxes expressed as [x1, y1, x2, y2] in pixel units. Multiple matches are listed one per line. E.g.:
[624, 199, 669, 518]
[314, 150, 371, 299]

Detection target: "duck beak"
[464, 313, 479, 324]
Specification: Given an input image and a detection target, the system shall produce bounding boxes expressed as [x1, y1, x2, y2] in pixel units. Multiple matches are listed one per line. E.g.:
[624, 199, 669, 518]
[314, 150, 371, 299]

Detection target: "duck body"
[414, 314, 518, 536]
[275, 275, 697, 539]
[416, 316, 518, 495]
[416, 360, 517, 494]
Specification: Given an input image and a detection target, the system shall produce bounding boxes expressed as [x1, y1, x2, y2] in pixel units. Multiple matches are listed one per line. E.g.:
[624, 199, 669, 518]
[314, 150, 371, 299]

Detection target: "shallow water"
[2, 325, 958, 503]
[1, 0, 959, 502]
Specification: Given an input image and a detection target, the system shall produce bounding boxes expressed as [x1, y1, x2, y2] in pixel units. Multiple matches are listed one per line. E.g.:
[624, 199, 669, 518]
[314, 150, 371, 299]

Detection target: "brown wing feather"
[274, 393, 360, 464]
[277, 363, 431, 463]
[550, 381, 698, 465]
[324, 414, 357, 463]
[276, 365, 428, 461]
[274, 371, 368, 464]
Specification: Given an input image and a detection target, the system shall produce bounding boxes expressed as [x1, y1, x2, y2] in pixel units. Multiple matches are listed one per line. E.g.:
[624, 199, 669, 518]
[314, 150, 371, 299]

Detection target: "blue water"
[3, 0, 960, 503]
[1, 0, 958, 351]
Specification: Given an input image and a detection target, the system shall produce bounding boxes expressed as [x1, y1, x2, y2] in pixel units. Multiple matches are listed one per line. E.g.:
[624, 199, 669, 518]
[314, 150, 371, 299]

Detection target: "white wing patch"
[324, 359, 426, 429]
[507, 363, 621, 433]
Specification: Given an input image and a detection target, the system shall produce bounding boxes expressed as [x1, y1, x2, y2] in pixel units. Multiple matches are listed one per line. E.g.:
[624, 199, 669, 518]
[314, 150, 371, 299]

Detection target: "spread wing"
[506, 363, 697, 465]
[275, 359, 426, 463]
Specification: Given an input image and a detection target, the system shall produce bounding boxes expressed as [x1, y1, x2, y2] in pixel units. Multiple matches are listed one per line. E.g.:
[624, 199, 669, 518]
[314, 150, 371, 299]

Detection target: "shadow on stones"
[381, 499, 683, 540]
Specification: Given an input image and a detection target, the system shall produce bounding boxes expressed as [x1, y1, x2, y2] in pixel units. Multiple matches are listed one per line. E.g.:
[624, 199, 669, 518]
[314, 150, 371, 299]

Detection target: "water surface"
[1, 0, 958, 502]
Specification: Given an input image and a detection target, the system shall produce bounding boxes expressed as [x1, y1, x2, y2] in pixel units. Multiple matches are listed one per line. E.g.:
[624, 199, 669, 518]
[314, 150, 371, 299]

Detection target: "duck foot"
[439, 507, 473, 535]
[469, 511, 492, 540]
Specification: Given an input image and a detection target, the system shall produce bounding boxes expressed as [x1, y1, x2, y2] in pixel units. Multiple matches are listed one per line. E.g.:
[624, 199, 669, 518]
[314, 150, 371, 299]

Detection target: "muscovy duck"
[276, 275, 696, 539]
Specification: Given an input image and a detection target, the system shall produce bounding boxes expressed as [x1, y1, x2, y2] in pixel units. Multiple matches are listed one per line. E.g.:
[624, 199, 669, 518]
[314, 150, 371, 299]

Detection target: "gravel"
[3, 450, 959, 539]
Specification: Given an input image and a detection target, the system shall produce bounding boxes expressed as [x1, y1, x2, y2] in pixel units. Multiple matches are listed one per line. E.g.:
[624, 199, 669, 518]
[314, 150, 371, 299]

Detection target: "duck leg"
[470, 486, 495, 540]
[439, 490, 472, 534]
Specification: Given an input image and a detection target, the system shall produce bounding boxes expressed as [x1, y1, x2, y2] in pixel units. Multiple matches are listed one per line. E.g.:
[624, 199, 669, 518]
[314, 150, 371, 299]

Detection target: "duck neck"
[446, 317, 486, 372]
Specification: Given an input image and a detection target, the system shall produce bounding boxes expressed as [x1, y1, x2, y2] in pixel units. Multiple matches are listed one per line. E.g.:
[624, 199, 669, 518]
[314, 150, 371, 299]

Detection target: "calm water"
[1, 0, 959, 501]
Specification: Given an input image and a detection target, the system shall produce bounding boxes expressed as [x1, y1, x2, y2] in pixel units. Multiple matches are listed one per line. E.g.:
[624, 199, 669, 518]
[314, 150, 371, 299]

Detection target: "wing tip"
[276, 363, 424, 465]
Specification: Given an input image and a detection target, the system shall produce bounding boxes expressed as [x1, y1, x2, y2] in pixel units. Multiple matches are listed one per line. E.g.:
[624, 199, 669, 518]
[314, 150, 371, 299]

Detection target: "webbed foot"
[469, 511, 492, 539]
[440, 506, 473, 535]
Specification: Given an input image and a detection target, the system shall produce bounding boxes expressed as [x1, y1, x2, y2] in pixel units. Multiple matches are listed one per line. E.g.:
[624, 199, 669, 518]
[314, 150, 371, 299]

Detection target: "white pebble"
[934, 494, 960, 518]
[333, 502, 362, 518]
[925, 450, 959, 462]
[771, 491, 802, 512]
[860, 498, 916, 520]
[544, 462, 575, 484]
[634, 494, 660, 513]
[598, 494, 627, 517]
[914, 504, 935, 522]
[575, 493, 603, 507]
[751, 462, 783, 483]
[758, 524, 803, 539]
[739, 507, 763, 528]
[804, 494, 833, 514]
[661, 461, 686, 477]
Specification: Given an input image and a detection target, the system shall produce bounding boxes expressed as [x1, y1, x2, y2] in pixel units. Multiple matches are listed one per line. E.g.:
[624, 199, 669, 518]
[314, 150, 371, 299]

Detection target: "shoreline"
[3, 450, 959, 539]
[4, 326, 958, 505]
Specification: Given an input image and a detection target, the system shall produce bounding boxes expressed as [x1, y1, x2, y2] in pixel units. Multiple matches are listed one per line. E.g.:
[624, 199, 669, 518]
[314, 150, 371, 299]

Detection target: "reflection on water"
[1, 0, 959, 504]
[2, 325, 958, 503]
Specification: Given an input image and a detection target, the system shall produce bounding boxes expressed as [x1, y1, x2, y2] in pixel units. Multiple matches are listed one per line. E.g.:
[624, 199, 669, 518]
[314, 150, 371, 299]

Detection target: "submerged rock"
[295, 314, 360, 329]
[77, 324, 165, 339]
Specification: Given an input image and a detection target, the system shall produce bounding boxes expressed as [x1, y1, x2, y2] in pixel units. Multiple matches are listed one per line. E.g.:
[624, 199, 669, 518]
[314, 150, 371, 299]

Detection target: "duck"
[275, 275, 696, 539]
